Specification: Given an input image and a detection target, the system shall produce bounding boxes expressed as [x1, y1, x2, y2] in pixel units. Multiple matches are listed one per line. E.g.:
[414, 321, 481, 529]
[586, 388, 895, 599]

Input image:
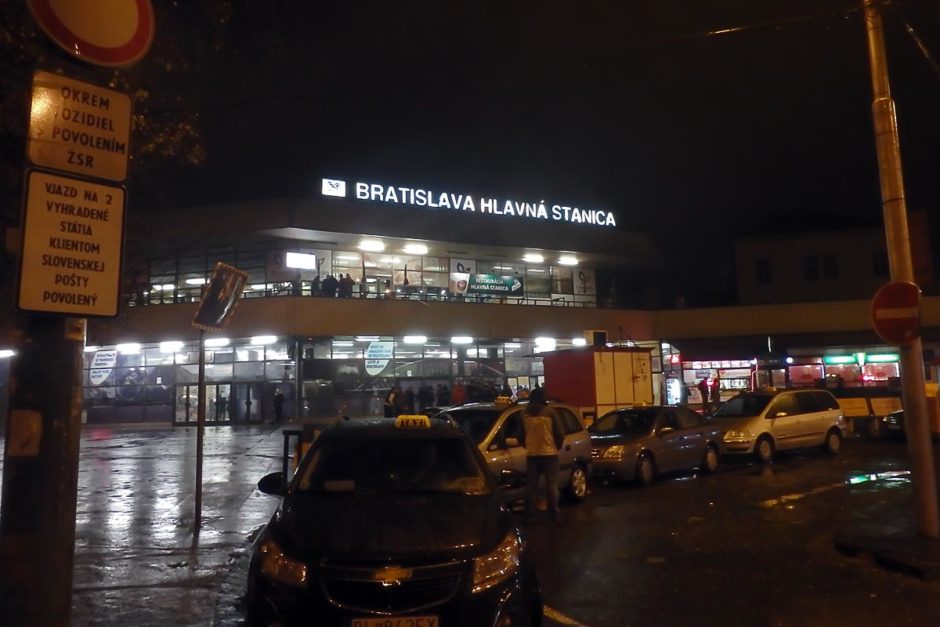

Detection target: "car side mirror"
[258, 472, 286, 496]
[505, 437, 520, 448]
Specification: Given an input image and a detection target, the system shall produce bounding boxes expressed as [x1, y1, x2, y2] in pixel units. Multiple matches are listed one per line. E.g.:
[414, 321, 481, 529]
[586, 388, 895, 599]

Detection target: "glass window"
[265, 361, 295, 381]
[423, 257, 448, 273]
[525, 266, 551, 296]
[675, 408, 700, 429]
[804, 256, 820, 281]
[267, 341, 291, 360]
[795, 391, 822, 414]
[205, 363, 234, 382]
[767, 394, 800, 417]
[823, 255, 838, 280]
[755, 259, 771, 284]
[332, 251, 362, 270]
[555, 408, 583, 434]
[235, 345, 266, 362]
[552, 266, 574, 294]
[234, 361, 264, 380]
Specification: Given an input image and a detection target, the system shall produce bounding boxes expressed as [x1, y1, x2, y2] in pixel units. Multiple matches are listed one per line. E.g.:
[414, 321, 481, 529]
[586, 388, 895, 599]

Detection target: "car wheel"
[754, 436, 775, 464]
[823, 428, 842, 454]
[635, 453, 656, 486]
[565, 463, 589, 502]
[702, 444, 719, 473]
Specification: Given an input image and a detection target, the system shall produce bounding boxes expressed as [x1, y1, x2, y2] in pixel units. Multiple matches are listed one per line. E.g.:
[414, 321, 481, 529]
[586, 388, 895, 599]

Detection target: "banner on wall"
[573, 268, 596, 295]
[89, 350, 117, 385]
[365, 341, 394, 375]
[449, 273, 524, 297]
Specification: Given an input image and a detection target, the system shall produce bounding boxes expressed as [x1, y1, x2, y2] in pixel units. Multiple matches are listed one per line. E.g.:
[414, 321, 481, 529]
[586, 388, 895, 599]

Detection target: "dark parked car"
[246, 415, 542, 626]
[589, 405, 723, 486]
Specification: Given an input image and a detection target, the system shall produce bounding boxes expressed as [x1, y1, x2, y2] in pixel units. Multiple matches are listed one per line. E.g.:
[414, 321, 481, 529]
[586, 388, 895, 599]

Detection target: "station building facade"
[5, 175, 940, 426]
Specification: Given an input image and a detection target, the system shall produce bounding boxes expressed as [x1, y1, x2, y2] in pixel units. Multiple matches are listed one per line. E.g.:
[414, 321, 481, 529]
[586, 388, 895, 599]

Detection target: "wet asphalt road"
[1, 424, 938, 626]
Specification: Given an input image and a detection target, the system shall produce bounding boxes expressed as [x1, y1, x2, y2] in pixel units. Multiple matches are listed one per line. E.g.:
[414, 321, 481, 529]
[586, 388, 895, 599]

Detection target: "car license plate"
[352, 617, 438, 627]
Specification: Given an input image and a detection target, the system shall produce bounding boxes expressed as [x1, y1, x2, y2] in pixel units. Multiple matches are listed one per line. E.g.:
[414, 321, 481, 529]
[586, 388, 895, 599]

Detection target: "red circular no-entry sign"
[27, 0, 154, 68]
[871, 281, 922, 346]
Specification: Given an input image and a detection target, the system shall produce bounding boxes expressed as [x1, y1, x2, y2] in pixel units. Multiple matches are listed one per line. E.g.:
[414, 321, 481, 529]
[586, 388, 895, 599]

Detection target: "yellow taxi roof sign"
[395, 414, 432, 429]
[495, 395, 513, 405]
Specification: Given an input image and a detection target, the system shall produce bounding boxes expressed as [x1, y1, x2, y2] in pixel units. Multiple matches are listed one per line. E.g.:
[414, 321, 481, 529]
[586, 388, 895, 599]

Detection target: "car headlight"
[258, 535, 307, 587]
[723, 430, 751, 441]
[472, 530, 521, 593]
[603, 445, 625, 460]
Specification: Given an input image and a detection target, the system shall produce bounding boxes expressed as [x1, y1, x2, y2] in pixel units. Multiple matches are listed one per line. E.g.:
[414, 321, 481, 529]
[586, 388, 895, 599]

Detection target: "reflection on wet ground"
[2, 425, 284, 626]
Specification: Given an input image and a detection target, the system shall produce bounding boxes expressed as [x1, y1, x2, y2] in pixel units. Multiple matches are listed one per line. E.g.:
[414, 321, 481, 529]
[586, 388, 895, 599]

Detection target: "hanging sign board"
[28, 71, 133, 182]
[192, 262, 248, 331]
[17, 170, 126, 317]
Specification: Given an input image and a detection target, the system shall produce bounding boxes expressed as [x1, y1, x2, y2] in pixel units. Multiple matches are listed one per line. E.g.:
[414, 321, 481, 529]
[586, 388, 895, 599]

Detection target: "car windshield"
[591, 410, 657, 435]
[713, 394, 774, 418]
[442, 408, 503, 444]
[296, 436, 489, 495]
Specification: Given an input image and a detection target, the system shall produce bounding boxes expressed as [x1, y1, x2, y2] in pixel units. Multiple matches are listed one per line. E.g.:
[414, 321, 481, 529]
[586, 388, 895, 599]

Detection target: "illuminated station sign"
[321, 177, 617, 228]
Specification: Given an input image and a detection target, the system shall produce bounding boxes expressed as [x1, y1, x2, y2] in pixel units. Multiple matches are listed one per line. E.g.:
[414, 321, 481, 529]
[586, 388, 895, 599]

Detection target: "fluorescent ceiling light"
[205, 337, 230, 347]
[0, 349, 15, 359]
[84, 345, 100, 352]
[451, 336, 474, 344]
[403, 243, 428, 255]
[355, 336, 380, 342]
[335, 254, 361, 261]
[558, 255, 579, 266]
[185, 278, 207, 286]
[358, 239, 385, 252]
[504, 342, 522, 349]
[117, 343, 141, 354]
[250, 335, 277, 345]
[151, 284, 175, 291]
[332, 341, 354, 347]
[403, 335, 427, 344]
[523, 253, 544, 264]
[533, 337, 556, 352]
[572, 337, 588, 347]
[160, 341, 184, 353]
[286, 252, 317, 270]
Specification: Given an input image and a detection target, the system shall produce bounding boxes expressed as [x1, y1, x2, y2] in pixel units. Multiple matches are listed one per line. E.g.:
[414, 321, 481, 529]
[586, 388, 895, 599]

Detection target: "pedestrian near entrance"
[711, 378, 721, 411]
[384, 385, 400, 417]
[273, 388, 285, 423]
[521, 387, 565, 524]
[697, 378, 710, 414]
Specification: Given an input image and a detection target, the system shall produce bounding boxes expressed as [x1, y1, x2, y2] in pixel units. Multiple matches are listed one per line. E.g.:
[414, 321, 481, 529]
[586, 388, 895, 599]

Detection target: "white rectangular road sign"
[28, 71, 132, 182]
[18, 170, 126, 317]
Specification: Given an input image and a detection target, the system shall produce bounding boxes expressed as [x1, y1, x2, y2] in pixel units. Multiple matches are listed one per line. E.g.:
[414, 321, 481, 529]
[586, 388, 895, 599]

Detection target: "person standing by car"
[521, 387, 565, 524]
[697, 378, 710, 414]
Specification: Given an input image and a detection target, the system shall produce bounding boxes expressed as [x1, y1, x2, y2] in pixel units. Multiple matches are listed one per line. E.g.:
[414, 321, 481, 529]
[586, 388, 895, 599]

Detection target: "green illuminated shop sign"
[823, 353, 899, 366]
[448, 273, 524, 297]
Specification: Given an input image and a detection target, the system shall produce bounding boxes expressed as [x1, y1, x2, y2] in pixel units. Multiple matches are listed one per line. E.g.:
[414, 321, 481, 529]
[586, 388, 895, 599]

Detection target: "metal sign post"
[863, 0, 939, 538]
[191, 263, 248, 531]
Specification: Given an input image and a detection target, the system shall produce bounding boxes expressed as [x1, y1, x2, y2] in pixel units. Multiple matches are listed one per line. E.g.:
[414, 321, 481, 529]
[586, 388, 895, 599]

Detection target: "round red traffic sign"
[27, 0, 154, 67]
[871, 281, 921, 346]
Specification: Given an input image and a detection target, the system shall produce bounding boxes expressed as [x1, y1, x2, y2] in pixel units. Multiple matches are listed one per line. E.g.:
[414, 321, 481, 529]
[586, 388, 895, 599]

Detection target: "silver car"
[712, 389, 845, 463]
[589, 406, 723, 486]
[442, 400, 592, 502]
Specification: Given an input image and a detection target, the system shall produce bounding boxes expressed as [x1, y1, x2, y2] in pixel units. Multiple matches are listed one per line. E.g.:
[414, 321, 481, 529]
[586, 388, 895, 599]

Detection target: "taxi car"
[246, 415, 543, 626]
[440, 399, 591, 502]
[588, 405, 723, 486]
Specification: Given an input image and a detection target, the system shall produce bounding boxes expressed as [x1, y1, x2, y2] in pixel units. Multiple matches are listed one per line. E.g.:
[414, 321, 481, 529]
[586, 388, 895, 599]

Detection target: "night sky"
[15, 1, 940, 302]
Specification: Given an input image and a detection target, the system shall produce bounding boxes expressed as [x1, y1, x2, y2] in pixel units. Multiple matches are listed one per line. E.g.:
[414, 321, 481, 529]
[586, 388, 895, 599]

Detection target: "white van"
[712, 389, 845, 463]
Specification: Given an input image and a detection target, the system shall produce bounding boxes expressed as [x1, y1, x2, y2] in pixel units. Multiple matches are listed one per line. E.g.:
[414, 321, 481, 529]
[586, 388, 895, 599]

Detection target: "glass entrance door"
[175, 384, 232, 425]
[232, 382, 263, 423]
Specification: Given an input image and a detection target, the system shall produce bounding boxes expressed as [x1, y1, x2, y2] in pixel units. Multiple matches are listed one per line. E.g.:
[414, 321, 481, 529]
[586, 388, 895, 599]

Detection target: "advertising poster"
[365, 341, 394, 375]
[449, 273, 524, 297]
[574, 268, 596, 295]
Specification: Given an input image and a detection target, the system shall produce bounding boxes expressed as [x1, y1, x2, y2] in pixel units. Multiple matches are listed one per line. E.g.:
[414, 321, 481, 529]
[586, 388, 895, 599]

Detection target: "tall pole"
[195, 329, 206, 531]
[863, 0, 939, 538]
[0, 316, 86, 625]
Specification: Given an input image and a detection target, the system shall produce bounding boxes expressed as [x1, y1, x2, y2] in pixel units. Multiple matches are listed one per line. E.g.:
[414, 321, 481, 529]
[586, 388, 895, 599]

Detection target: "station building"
[5, 175, 940, 427]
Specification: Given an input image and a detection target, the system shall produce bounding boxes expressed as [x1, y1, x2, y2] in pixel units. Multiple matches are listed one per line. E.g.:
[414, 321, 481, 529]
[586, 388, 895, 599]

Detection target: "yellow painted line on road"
[544, 604, 590, 626]
[758, 481, 846, 508]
